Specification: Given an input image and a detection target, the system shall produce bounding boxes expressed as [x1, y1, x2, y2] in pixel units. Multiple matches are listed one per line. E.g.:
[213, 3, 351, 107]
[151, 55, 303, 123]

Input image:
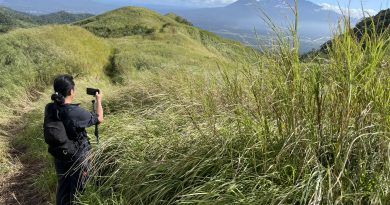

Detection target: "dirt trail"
[0, 120, 49, 204]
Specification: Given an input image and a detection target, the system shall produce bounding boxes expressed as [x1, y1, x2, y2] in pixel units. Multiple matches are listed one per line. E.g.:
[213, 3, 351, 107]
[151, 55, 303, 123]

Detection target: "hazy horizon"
[100, 0, 388, 18]
[0, 0, 387, 18]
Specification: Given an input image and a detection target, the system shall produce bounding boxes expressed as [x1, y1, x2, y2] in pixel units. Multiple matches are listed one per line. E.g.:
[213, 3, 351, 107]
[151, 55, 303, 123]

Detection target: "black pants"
[54, 153, 89, 205]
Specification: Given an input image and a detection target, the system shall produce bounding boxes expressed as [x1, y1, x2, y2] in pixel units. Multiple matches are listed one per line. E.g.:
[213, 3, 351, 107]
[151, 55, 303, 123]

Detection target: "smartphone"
[86, 88, 100, 96]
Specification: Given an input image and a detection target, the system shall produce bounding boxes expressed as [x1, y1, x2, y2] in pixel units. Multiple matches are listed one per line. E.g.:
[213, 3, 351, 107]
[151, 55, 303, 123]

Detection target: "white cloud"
[319, 3, 377, 19]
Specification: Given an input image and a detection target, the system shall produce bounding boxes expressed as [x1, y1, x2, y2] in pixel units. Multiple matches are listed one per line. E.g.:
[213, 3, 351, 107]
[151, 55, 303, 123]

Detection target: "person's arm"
[95, 91, 104, 123]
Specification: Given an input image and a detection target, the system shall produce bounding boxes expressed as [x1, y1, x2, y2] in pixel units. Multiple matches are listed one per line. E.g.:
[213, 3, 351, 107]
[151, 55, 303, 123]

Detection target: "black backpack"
[44, 103, 79, 161]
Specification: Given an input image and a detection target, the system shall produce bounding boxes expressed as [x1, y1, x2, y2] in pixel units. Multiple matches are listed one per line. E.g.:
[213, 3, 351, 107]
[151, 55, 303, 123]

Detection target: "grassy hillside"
[0, 6, 93, 33]
[106, 29, 256, 84]
[76, 6, 256, 69]
[75, 7, 178, 38]
[0, 25, 111, 124]
[1, 5, 390, 205]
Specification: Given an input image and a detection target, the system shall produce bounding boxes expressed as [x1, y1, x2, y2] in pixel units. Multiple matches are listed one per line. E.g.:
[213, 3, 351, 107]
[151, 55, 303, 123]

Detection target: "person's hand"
[95, 90, 103, 102]
[95, 90, 104, 123]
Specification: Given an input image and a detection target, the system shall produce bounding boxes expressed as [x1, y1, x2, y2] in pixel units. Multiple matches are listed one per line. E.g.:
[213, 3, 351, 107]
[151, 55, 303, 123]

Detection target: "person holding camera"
[43, 74, 104, 205]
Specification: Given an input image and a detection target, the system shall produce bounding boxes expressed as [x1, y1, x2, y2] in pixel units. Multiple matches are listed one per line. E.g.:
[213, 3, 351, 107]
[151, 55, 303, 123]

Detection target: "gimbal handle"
[92, 100, 99, 144]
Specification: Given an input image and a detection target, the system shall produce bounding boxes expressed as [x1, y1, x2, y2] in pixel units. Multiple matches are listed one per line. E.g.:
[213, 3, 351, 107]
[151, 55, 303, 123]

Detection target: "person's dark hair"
[51, 74, 75, 105]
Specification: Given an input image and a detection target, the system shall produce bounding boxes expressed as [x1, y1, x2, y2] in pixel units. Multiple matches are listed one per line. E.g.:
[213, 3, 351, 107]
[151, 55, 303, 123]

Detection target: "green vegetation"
[1, 5, 390, 205]
[0, 6, 93, 33]
[34, 11, 93, 24]
[0, 6, 36, 32]
[106, 29, 255, 83]
[165, 13, 194, 26]
[75, 7, 180, 38]
[0, 25, 111, 125]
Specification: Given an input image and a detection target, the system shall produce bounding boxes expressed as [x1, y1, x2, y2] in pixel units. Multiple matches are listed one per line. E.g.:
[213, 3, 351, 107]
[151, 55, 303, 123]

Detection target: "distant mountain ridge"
[0, 0, 112, 13]
[319, 8, 390, 52]
[226, 0, 340, 22]
[173, 0, 357, 53]
[0, 6, 93, 32]
[354, 9, 390, 39]
[0, 6, 36, 31]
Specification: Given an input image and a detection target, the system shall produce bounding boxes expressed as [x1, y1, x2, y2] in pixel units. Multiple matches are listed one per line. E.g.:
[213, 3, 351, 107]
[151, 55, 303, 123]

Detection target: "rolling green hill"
[0, 6, 93, 33]
[75, 6, 256, 83]
[75, 7, 177, 37]
[1, 5, 390, 205]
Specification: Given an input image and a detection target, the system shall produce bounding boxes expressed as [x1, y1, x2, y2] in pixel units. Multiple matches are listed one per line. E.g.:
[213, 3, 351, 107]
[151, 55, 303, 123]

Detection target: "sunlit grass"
[0, 4, 389, 205]
[78, 5, 390, 205]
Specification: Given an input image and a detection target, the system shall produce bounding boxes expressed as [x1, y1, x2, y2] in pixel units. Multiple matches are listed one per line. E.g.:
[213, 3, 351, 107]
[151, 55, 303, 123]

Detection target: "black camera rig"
[87, 88, 100, 144]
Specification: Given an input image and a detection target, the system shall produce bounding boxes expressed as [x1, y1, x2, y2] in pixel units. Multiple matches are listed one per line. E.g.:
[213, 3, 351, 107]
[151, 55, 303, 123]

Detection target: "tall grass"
[1, 3, 389, 205]
[78, 4, 390, 205]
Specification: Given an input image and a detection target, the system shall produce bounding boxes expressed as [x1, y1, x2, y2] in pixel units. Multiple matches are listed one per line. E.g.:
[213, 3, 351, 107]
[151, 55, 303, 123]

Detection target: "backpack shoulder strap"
[44, 103, 58, 121]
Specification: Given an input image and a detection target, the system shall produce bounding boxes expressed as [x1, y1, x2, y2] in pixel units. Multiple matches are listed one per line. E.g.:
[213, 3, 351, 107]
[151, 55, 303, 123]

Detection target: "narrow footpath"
[0, 113, 49, 204]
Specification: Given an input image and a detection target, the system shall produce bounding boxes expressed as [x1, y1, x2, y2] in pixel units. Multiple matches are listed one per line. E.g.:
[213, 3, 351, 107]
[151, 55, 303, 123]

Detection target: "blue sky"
[312, 0, 388, 11]
[312, 0, 388, 16]
[312, 0, 388, 17]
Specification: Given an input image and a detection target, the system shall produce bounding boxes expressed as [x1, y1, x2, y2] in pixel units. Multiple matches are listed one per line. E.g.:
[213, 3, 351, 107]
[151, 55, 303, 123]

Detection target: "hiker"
[43, 74, 104, 205]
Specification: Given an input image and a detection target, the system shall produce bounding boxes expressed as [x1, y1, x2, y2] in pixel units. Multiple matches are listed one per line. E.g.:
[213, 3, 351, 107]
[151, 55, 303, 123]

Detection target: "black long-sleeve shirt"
[58, 103, 99, 140]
